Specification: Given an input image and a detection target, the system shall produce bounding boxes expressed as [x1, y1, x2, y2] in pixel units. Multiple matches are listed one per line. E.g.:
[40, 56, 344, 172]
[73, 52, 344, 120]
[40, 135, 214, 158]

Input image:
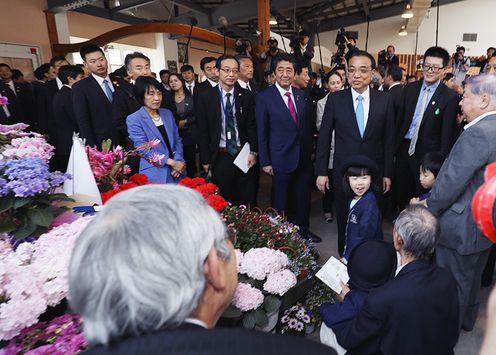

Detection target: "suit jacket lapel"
[422, 82, 443, 120]
[345, 89, 362, 139]
[363, 90, 375, 139]
[140, 108, 168, 151]
[294, 90, 304, 128]
[89, 75, 111, 104]
[234, 87, 243, 127]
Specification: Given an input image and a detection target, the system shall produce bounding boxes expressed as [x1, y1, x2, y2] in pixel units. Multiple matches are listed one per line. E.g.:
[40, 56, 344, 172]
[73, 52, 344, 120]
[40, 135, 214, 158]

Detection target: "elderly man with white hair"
[422, 74, 496, 331]
[68, 184, 332, 355]
[333, 205, 459, 355]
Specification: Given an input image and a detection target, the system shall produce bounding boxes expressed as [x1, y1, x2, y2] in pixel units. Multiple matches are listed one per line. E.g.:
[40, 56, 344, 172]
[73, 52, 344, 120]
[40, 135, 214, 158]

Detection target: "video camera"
[378, 49, 387, 67]
[235, 39, 251, 55]
[331, 27, 350, 67]
[267, 37, 279, 51]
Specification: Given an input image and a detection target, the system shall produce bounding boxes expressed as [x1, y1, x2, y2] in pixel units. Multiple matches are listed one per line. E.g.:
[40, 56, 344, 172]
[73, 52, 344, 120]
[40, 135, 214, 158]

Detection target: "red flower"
[101, 189, 121, 204]
[207, 194, 228, 212]
[191, 177, 206, 187]
[129, 173, 149, 185]
[120, 182, 138, 191]
[194, 183, 219, 198]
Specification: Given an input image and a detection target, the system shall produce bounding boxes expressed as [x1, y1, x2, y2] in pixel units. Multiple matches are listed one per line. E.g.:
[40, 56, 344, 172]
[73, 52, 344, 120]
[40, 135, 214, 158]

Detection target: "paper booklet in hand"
[316, 256, 350, 294]
[233, 142, 251, 173]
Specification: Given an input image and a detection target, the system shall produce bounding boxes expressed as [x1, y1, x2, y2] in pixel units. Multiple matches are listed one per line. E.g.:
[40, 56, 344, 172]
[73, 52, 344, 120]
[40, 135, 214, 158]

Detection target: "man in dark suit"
[384, 65, 403, 120]
[335, 205, 459, 355]
[180, 64, 197, 96]
[316, 50, 395, 254]
[384, 44, 400, 67]
[236, 55, 259, 96]
[69, 185, 334, 355]
[53, 65, 84, 169]
[422, 74, 496, 331]
[196, 56, 219, 94]
[395, 46, 460, 210]
[257, 53, 320, 242]
[292, 30, 314, 73]
[72, 44, 117, 148]
[197, 55, 257, 206]
[0, 63, 36, 127]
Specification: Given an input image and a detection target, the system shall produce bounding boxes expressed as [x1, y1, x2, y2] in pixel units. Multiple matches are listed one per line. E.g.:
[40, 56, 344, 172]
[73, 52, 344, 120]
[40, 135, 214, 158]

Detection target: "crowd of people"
[2, 35, 496, 354]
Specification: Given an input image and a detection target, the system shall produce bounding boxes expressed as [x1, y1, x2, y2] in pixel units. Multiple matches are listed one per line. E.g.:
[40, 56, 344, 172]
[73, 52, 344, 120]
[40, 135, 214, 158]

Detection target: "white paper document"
[233, 142, 251, 173]
[316, 256, 350, 294]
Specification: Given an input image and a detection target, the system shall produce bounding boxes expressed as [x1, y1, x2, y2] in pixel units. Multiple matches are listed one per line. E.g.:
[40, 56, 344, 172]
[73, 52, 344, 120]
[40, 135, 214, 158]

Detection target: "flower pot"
[305, 323, 315, 334]
[255, 310, 279, 333]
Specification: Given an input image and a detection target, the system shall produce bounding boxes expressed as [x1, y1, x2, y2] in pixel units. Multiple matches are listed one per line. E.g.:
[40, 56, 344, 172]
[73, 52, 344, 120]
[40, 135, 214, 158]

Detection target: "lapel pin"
[431, 101, 435, 105]
[240, 107, 243, 114]
[238, 92, 242, 97]
[435, 108, 440, 115]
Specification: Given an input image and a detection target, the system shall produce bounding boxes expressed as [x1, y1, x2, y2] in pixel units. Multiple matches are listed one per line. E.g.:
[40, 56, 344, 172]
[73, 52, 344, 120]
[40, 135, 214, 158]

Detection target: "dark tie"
[225, 93, 237, 156]
[188, 85, 193, 95]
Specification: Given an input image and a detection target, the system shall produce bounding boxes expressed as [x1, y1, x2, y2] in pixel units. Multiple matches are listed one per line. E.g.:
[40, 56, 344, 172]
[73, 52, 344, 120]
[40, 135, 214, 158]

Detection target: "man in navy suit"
[72, 44, 117, 148]
[256, 53, 320, 242]
[334, 205, 459, 355]
[316, 50, 395, 254]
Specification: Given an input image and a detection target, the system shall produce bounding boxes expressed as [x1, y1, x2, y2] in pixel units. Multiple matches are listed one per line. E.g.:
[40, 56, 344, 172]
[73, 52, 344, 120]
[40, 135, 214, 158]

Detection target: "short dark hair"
[342, 166, 380, 197]
[443, 72, 455, 82]
[50, 56, 68, 66]
[200, 56, 217, 71]
[456, 46, 466, 53]
[296, 64, 309, 75]
[80, 44, 105, 61]
[235, 55, 253, 64]
[387, 65, 403, 82]
[58, 65, 84, 85]
[168, 73, 191, 97]
[133, 76, 163, 107]
[180, 64, 194, 73]
[124, 52, 150, 71]
[215, 55, 239, 70]
[34, 63, 52, 80]
[272, 53, 297, 73]
[420, 152, 445, 178]
[387, 45, 395, 51]
[423, 46, 450, 67]
[113, 65, 129, 79]
[487, 47, 496, 52]
[0, 63, 12, 70]
[347, 50, 376, 70]
[159, 69, 170, 76]
[326, 69, 343, 83]
[406, 74, 416, 81]
[11, 69, 23, 80]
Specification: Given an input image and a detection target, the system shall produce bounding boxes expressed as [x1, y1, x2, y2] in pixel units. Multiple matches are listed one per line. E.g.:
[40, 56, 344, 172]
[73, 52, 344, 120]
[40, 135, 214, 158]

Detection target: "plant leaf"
[221, 305, 243, 318]
[242, 311, 256, 328]
[47, 193, 75, 202]
[264, 295, 282, 313]
[0, 219, 17, 233]
[14, 220, 37, 240]
[0, 194, 14, 213]
[254, 308, 269, 327]
[13, 198, 31, 209]
[28, 209, 54, 227]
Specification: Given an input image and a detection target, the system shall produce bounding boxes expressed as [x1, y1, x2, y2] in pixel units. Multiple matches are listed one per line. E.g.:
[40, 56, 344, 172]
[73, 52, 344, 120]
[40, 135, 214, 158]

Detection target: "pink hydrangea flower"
[239, 248, 289, 280]
[2, 136, 54, 164]
[231, 282, 264, 312]
[263, 269, 297, 296]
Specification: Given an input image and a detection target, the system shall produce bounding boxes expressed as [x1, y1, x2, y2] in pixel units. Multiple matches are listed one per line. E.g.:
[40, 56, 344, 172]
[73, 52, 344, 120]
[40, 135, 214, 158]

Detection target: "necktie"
[408, 87, 430, 156]
[225, 93, 237, 156]
[356, 95, 365, 138]
[285, 92, 297, 124]
[188, 85, 193, 95]
[103, 79, 113, 102]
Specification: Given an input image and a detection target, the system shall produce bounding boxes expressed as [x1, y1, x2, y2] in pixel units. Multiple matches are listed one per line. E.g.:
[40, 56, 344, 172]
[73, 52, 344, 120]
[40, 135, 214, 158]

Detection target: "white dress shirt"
[219, 86, 240, 148]
[237, 79, 250, 90]
[6, 80, 16, 96]
[207, 78, 218, 87]
[275, 82, 298, 113]
[184, 318, 208, 329]
[463, 110, 496, 131]
[56, 77, 63, 90]
[186, 81, 196, 94]
[91, 73, 115, 95]
[388, 82, 401, 90]
[351, 87, 370, 128]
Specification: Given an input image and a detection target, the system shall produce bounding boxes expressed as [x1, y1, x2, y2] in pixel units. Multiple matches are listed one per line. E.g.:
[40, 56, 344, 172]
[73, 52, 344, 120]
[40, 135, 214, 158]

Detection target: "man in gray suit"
[421, 74, 496, 331]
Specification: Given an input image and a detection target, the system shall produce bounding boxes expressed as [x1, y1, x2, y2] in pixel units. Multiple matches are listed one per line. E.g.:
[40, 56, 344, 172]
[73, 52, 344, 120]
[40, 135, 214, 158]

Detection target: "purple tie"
[285, 92, 297, 124]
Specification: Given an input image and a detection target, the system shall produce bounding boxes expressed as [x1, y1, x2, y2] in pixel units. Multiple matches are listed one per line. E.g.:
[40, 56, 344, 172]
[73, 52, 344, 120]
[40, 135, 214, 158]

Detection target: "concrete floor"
[257, 174, 490, 355]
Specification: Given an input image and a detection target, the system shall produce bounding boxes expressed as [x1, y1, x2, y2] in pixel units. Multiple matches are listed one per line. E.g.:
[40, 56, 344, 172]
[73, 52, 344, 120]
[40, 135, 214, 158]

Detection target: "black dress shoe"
[302, 231, 322, 243]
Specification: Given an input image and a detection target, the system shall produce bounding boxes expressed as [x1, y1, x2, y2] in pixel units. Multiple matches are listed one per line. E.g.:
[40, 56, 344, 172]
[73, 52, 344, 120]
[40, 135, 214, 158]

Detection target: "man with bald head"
[422, 74, 496, 331]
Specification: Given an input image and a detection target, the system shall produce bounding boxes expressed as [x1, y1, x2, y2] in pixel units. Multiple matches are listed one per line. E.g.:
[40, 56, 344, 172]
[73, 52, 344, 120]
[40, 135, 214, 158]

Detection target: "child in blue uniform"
[341, 155, 383, 263]
[411, 151, 445, 202]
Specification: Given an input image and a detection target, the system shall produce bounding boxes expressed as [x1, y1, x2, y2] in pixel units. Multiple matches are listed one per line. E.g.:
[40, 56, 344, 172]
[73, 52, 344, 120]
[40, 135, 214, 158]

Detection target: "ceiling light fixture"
[269, 17, 278, 25]
[398, 25, 408, 36]
[401, 2, 414, 18]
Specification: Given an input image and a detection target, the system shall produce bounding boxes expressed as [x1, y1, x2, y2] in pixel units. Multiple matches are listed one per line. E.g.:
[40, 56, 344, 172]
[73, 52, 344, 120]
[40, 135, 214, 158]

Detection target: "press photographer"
[452, 45, 471, 85]
[331, 27, 357, 67]
[260, 36, 284, 80]
[290, 30, 314, 72]
[378, 45, 399, 68]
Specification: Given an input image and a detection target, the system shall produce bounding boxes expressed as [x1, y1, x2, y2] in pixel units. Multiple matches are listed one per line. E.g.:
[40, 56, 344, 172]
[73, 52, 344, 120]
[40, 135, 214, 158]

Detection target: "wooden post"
[45, 11, 59, 57]
[257, 0, 270, 55]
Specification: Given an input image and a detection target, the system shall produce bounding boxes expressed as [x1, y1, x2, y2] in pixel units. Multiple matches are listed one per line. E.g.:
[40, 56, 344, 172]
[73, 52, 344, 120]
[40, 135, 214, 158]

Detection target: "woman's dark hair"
[420, 152, 445, 178]
[342, 166, 381, 197]
[133, 76, 163, 107]
[168, 73, 191, 97]
[326, 69, 343, 84]
[443, 72, 455, 82]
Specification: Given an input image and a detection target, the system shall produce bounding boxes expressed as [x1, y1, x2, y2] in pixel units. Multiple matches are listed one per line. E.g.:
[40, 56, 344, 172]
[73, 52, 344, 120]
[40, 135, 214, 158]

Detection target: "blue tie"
[103, 79, 113, 102]
[356, 95, 365, 138]
[225, 93, 237, 156]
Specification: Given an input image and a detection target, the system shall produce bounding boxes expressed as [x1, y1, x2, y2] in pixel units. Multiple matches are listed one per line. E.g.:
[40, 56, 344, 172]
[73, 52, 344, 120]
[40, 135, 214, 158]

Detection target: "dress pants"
[183, 144, 197, 178]
[272, 162, 312, 234]
[395, 139, 425, 210]
[436, 244, 491, 331]
[211, 151, 255, 207]
[333, 171, 348, 256]
[322, 169, 335, 215]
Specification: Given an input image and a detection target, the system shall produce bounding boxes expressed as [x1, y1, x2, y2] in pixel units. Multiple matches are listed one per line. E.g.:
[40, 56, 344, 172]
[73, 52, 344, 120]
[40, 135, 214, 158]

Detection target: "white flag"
[63, 133, 102, 205]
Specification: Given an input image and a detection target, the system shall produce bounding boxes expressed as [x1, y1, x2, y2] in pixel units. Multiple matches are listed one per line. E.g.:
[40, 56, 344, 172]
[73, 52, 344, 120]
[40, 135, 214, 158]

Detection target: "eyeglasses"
[220, 67, 239, 75]
[422, 64, 444, 73]
[348, 67, 372, 75]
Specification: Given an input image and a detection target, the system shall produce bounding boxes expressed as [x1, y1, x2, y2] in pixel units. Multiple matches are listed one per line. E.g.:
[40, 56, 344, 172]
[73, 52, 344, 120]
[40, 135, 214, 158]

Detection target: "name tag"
[227, 131, 232, 140]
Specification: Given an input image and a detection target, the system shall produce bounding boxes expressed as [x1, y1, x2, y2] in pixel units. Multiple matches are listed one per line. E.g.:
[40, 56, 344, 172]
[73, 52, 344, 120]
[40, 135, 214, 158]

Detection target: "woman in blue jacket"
[341, 155, 383, 263]
[127, 76, 185, 183]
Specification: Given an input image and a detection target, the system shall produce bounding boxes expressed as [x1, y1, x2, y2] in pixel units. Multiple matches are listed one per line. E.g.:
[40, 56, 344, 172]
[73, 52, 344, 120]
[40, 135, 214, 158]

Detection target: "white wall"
[318, 0, 494, 57]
